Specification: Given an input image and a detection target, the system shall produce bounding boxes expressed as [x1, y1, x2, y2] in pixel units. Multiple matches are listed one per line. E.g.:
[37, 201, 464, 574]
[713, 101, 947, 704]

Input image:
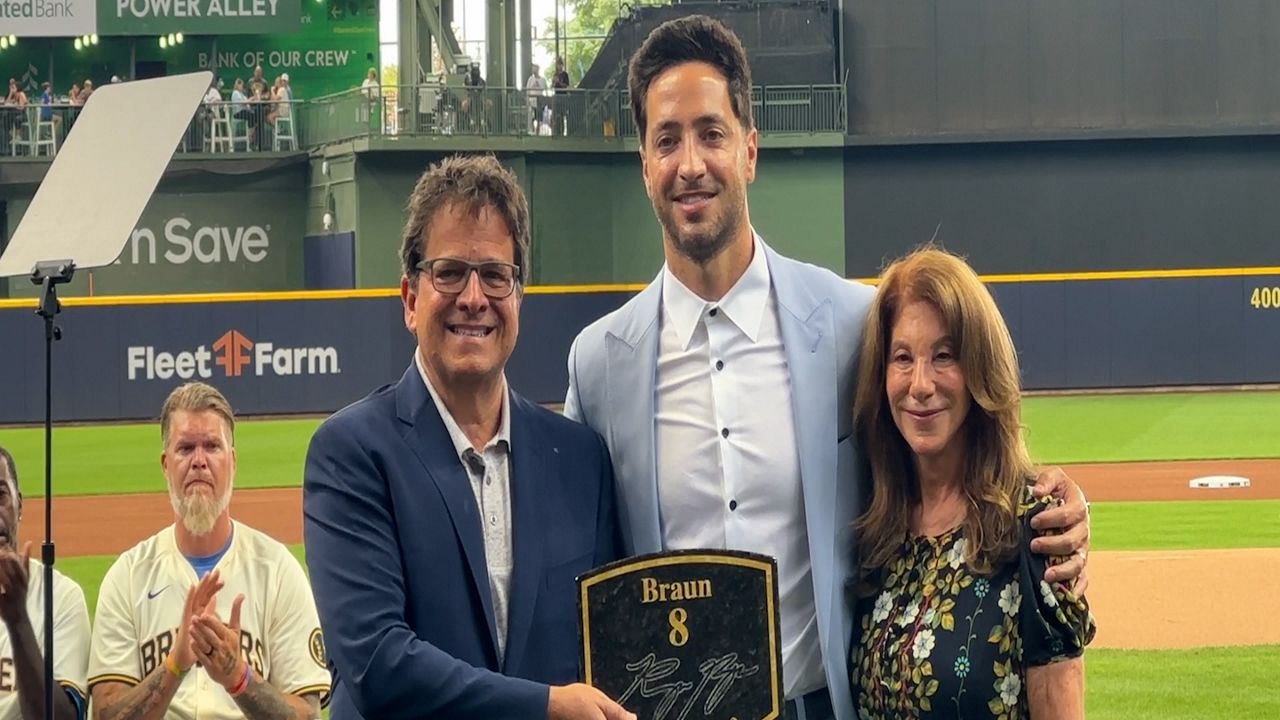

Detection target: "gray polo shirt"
[416, 351, 514, 662]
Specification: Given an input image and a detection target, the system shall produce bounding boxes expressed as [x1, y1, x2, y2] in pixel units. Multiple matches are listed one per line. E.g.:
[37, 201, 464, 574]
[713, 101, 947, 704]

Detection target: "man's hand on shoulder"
[1030, 466, 1091, 593]
[548, 683, 636, 720]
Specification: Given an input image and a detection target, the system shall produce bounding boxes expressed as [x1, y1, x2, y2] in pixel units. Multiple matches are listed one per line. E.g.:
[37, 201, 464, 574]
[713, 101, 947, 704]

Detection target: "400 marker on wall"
[1249, 286, 1280, 309]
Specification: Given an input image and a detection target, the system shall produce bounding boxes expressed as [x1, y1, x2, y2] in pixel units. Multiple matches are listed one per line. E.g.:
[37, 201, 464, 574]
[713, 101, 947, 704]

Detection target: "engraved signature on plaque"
[619, 652, 760, 720]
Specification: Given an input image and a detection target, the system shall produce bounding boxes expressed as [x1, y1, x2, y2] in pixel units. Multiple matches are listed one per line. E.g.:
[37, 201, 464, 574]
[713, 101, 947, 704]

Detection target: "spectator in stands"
[5, 79, 28, 150]
[361, 68, 380, 131]
[250, 65, 269, 97]
[551, 57, 569, 136]
[68, 83, 81, 106]
[249, 80, 274, 149]
[230, 78, 255, 149]
[5, 78, 24, 106]
[434, 68, 458, 134]
[39, 81, 61, 136]
[280, 73, 293, 101]
[204, 78, 222, 105]
[525, 64, 546, 134]
[230, 78, 250, 118]
[361, 68, 380, 99]
[80, 79, 94, 103]
[461, 63, 488, 132]
[201, 78, 223, 150]
[266, 76, 289, 135]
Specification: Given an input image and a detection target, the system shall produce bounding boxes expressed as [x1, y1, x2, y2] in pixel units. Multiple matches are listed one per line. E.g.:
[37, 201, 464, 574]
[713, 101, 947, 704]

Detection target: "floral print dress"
[851, 487, 1096, 719]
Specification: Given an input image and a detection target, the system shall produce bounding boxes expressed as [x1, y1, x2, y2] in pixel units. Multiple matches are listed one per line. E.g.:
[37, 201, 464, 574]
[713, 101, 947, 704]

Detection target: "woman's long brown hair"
[853, 247, 1035, 592]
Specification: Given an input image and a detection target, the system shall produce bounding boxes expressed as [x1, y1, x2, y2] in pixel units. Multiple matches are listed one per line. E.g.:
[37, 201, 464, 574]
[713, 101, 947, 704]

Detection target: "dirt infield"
[1064, 459, 1280, 501]
[18, 457, 1280, 650]
[18, 488, 303, 558]
[1088, 548, 1280, 649]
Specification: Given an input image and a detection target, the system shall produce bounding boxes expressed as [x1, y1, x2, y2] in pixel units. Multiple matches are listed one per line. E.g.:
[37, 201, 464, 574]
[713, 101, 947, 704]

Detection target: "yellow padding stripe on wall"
[0, 266, 1276, 309]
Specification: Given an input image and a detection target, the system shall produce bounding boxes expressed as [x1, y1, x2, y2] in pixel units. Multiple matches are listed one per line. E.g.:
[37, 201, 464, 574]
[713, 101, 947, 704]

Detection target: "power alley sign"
[97, 0, 299, 34]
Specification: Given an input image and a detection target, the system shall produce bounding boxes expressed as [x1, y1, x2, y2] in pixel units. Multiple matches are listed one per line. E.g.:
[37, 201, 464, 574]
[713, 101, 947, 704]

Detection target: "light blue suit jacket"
[564, 240, 875, 720]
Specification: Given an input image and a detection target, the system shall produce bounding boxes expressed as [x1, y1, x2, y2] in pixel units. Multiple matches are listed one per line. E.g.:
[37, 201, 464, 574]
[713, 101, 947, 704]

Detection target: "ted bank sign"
[0, 0, 95, 36]
[96, 0, 299, 33]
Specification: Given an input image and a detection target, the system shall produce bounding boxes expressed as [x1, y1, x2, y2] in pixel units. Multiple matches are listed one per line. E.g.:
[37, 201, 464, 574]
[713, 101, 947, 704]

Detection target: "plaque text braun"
[641, 578, 714, 603]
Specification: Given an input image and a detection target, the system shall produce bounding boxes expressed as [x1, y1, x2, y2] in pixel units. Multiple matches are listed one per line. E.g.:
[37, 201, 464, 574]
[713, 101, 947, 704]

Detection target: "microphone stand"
[30, 260, 74, 720]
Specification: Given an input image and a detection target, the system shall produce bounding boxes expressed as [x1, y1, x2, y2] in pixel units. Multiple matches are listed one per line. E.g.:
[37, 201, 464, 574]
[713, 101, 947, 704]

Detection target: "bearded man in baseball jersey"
[89, 383, 329, 719]
[0, 446, 91, 720]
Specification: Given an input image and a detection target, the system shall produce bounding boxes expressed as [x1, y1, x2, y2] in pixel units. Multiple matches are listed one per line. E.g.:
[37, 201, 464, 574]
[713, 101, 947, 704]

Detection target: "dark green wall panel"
[4, 164, 307, 297]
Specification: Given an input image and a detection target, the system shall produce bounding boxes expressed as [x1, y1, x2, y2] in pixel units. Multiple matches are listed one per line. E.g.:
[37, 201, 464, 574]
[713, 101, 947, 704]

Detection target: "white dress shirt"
[416, 351, 515, 662]
[654, 237, 824, 698]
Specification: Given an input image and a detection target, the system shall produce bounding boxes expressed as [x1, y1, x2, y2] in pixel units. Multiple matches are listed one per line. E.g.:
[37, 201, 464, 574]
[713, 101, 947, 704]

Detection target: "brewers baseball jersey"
[0, 559, 90, 719]
[88, 522, 329, 718]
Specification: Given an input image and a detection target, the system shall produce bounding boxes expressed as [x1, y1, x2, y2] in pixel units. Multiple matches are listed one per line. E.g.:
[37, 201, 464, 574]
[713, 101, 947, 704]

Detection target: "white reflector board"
[0, 71, 214, 278]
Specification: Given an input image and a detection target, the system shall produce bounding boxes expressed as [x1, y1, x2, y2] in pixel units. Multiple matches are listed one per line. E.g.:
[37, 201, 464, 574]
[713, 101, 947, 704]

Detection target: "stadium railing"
[301, 83, 848, 147]
[0, 83, 845, 158]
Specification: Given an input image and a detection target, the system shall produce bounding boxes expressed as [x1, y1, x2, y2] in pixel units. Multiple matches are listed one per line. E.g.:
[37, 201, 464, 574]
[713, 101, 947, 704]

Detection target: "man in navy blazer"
[565, 17, 1092, 720]
[304, 155, 634, 720]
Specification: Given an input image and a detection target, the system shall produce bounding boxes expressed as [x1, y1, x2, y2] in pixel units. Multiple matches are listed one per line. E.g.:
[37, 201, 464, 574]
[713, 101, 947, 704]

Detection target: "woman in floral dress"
[850, 247, 1095, 719]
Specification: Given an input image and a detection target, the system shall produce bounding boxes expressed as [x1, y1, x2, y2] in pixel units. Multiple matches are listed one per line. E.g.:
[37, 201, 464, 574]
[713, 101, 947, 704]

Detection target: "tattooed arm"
[231, 674, 320, 720]
[91, 670, 183, 720]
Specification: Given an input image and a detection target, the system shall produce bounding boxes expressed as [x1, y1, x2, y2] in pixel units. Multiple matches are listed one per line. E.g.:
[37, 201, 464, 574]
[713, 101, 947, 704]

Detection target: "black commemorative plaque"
[578, 550, 782, 720]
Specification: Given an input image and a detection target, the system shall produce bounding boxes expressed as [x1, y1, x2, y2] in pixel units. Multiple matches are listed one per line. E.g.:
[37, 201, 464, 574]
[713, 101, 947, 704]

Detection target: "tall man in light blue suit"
[564, 16, 1091, 720]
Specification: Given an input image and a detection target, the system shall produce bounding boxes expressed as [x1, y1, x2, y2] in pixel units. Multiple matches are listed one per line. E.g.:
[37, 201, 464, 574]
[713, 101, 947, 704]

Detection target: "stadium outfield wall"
[0, 272, 1277, 424]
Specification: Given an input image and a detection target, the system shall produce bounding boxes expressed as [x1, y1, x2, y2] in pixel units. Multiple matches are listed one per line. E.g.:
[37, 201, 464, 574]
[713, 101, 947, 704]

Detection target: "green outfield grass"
[1023, 391, 1280, 463]
[1090, 500, 1280, 551]
[1, 390, 1276, 497]
[1, 419, 320, 497]
[1087, 646, 1280, 719]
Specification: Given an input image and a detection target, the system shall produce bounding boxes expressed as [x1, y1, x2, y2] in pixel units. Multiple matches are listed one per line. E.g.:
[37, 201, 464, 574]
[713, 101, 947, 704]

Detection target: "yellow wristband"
[163, 654, 185, 677]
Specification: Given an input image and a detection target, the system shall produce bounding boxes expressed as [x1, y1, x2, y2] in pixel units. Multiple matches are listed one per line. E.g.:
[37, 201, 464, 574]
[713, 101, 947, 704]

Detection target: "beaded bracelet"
[226, 662, 252, 697]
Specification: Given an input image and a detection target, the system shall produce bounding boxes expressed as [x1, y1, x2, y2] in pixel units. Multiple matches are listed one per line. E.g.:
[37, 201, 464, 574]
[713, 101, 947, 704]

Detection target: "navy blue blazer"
[303, 364, 622, 720]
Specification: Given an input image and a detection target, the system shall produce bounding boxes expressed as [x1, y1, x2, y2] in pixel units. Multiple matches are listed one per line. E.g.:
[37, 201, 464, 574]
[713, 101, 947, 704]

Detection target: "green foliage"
[538, 0, 666, 82]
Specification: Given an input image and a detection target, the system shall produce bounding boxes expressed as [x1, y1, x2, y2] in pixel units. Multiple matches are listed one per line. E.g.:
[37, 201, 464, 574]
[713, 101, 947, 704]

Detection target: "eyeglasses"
[416, 258, 521, 299]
